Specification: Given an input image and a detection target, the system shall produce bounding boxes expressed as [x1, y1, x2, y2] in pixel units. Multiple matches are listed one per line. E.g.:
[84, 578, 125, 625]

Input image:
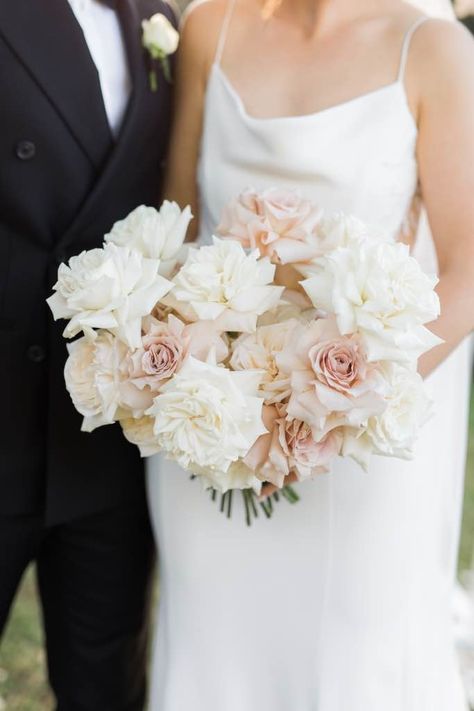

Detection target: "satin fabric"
[147, 9, 471, 710]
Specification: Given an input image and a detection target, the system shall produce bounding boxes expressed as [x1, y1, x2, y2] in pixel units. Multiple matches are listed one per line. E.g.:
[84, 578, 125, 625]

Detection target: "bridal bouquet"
[48, 189, 441, 524]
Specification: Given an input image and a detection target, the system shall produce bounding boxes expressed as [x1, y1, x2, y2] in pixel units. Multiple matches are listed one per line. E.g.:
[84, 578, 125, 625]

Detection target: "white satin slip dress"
[146, 9, 471, 710]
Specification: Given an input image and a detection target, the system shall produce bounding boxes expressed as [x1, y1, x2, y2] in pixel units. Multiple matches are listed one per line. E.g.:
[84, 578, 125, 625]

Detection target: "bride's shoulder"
[181, 0, 254, 33]
[415, 16, 472, 45]
[409, 18, 474, 100]
[177, 1, 229, 71]
[181, 0, 229, 32]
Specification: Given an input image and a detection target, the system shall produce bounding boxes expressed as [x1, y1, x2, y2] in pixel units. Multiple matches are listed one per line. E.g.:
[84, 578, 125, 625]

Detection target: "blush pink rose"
[128, 314, 228, 392]
[140, 334, 184, 380]
[277, 318, 387, 435]
[218, 187, 322, 265]
[310, 338, 368, 394]
[276, 408, 342, 480]
[244, 404, 341, 488]
[128, 315, 189, 392]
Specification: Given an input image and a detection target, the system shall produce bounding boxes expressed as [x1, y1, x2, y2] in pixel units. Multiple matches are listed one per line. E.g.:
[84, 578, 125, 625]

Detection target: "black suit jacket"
[0, 0, 177, 524]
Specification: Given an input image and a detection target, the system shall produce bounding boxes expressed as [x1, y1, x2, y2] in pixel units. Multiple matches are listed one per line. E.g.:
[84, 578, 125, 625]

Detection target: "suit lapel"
[59, 0, 154, 250]
[0, 0, 113, 170]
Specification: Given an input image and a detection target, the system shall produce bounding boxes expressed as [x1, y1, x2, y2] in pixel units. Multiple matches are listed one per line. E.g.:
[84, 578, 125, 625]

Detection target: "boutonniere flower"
[142, 13, 179, 92]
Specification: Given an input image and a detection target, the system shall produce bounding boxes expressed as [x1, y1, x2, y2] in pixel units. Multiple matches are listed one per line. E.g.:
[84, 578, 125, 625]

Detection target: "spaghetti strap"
[215, 0, 238, 66]
[397, 16, 430, 83]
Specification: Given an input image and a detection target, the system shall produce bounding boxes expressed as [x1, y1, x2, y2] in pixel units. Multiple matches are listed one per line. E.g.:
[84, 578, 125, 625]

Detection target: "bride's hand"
[259, 472, 299, 500]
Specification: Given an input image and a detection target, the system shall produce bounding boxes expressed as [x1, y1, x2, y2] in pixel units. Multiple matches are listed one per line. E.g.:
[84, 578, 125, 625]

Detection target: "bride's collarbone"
[217, 6, 423, 120]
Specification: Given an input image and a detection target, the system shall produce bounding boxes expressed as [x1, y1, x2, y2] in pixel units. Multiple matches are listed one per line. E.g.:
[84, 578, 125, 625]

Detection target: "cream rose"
[296, 214, 370, 280]
[256, 300, 315, 327]
[47, 243, 173, 348]
[302, 241, 441, 362]
[121, 416, 161, 457]
[105, 202, 192, 277]
[65, 331, 152, 432]
[166, 237, 283, 332]
[230, 319, 300, 404]
[195, 460, 263, 495]
[366, 363, 431, 458]
[341, 364, 431, 469]
[142, 13, 179, 57]
[146, 357, 267, 490]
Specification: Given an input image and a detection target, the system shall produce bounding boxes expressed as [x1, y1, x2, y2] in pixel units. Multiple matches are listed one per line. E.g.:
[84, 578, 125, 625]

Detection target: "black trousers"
[0, 496, 155, 711]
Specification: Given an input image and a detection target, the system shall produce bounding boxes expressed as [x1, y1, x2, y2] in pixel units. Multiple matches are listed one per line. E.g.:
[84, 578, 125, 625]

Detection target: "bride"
[147, 0, 474, 709]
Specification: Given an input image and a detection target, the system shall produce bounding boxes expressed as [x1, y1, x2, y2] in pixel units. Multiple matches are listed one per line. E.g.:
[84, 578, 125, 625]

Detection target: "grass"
[0, 570, 53, 710]
[460, 388, 474, 572]
[1, 390, 473, 709]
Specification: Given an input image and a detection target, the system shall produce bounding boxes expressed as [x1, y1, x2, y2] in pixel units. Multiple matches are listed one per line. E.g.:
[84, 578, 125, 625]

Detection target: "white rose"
[142, 13, 179, 57]
[146, 356, 267, 491]
[230, 319, 300, 404]
[366, 363, 431, 458]
[302, 241, 441, 362]
[319, 213, 367, 244]
[295, 213, 386, 278]
[341, 363, 431, 468]
[165, 237, 283, 332]
[47, 242, 173, 348]
[121, 416, 161, 457]
[196, 460, 263, 495]
[105, 202, 192, 277]
[64, 332, 152, 432]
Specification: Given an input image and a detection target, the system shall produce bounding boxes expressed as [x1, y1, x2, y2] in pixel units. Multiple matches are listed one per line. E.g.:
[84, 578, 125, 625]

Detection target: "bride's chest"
[202, 74, 417, 194]
[200, 73, 419, 236]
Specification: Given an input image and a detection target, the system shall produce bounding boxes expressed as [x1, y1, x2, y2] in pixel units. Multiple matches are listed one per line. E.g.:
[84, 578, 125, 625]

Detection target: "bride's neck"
[266, 0, 384, 34]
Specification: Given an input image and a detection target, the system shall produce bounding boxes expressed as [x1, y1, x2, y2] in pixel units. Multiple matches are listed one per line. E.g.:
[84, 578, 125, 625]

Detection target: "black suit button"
[16, 140, 36, 161]
[27, 345, 46, 363]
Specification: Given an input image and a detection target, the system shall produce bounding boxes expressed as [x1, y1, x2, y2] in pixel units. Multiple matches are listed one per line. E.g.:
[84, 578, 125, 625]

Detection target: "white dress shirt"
[68, 0, 132, 137]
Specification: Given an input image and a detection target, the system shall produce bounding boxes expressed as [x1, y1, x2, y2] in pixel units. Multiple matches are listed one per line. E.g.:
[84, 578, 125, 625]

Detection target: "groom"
[0, 0, 177, 708]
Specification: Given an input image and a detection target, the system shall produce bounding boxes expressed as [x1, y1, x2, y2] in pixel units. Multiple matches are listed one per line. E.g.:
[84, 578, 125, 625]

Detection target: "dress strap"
[215, 0, 238, 66]
[397, 16, 430, 83]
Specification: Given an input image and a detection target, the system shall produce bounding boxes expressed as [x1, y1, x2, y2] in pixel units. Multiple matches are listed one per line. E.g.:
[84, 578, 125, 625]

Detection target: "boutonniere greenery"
[142, 13, 179, 92]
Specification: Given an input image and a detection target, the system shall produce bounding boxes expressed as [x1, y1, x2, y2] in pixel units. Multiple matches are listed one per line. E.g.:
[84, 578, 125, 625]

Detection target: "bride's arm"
[415, 20, 474, 376]
[163, 2, 224, 241]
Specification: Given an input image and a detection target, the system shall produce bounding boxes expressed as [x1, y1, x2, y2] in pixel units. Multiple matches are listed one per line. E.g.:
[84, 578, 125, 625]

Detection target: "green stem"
[243, 490, 251, 527]
[259, 500, 272, 519]
[249, 491, 259, 519]
[281, 485, 300, 505]
[161, 56, 172, 83]
[149, 69, 158, 92]
[286, 485, 300, 503]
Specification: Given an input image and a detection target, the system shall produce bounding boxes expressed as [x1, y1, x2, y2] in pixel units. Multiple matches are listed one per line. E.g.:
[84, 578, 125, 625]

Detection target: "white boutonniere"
[142, 13, 179, 92]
